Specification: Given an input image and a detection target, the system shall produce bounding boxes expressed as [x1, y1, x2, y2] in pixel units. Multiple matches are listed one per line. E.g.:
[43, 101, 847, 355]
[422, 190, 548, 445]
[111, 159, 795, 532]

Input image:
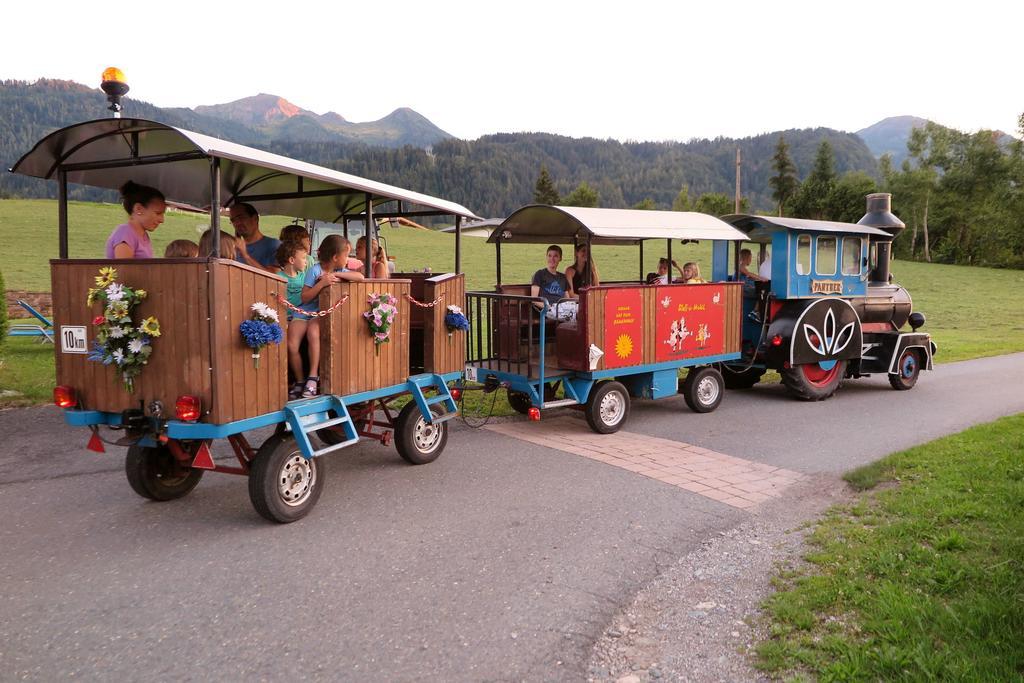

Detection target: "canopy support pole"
[364, 193, 373, 278]
[210, 158, 221, 257]
[455, 215, 462, 274]
[495, 240, 501, 288]
[342, 217, 349, 240]
[585, 236, 593, 288]
[666, 238, 673, 283]
[638, 240, 644, 282]
[57, 170, 68, 259]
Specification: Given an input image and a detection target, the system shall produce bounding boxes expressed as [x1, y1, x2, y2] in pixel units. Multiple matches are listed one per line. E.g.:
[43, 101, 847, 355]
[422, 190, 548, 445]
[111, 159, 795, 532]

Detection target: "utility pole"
[734, 147, 742, 213]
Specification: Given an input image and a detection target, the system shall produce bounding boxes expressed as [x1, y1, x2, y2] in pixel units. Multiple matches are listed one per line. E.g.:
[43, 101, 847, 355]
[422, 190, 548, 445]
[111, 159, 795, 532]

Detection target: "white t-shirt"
[759, 257, 772, 280]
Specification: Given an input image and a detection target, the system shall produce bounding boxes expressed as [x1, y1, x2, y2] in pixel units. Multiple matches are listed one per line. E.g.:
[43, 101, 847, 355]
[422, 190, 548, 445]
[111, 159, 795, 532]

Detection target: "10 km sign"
[60, 326, 88, 354]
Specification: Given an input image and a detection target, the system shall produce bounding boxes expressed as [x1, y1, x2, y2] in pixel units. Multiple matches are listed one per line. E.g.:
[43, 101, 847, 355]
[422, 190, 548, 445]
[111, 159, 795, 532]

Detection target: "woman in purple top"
[105, 181, 166, 259]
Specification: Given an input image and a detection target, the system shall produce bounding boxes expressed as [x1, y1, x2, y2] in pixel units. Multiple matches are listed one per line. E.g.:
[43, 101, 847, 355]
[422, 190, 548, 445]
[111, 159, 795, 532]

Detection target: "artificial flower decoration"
[444, 304, 470, 342]
[363, 293, 398, 355]
[239, 301, 283, 368]
[86, 267, 157, 392]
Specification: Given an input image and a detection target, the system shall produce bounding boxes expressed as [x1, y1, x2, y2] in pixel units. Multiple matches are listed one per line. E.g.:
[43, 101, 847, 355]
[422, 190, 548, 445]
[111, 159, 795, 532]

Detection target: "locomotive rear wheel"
[681, 367, 725, 413]
[125, 444, 204, 501]
[781, 360, 847, 401]
[248, 434, 325, 524]
[394, 402, 448, 465]
[584, 380, 630, 434]
[889, 349, 922, 390]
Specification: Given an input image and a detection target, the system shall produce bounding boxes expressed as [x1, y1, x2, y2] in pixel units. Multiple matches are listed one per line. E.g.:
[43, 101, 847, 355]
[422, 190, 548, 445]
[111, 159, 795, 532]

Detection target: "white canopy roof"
[10, 118, 480, 222]
[489, 205, 749, 245]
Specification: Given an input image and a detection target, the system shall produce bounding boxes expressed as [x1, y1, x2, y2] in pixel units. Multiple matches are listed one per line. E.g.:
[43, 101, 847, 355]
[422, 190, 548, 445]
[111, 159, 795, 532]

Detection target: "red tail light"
[771, 334, 783, 347]
[54, 385, 77, 408]
[528, 406, 541, 422]
[175, 395, 201, 422]
[450, 388, 462, 401]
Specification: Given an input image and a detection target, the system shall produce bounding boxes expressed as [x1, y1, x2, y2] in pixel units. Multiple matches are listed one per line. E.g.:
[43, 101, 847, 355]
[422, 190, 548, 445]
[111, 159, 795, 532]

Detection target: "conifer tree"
[768, 135, 799, 216]
[533, 165, 561, 205]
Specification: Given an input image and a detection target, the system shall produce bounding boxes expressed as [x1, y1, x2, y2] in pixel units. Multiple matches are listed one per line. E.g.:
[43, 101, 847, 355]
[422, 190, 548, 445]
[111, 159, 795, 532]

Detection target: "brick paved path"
[485, 416, 806, 509]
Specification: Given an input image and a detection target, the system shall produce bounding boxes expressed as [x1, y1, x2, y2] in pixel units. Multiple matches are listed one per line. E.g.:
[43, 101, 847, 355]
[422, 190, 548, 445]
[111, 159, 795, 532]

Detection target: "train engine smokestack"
[858, 193, 904, 284]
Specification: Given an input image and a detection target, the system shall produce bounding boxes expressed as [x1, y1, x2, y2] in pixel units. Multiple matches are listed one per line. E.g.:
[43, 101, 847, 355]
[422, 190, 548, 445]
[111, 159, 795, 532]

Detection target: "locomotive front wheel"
[681, 367, 725, 413]
[125, 444, 204, 501]
[248, 434, 325, 524]
[781, 360, 847, 401]
[507, 390, 533, 416]
[888, 349, 922, 391]
[394, 402, 448, 465]
[584, 380, 630, 434]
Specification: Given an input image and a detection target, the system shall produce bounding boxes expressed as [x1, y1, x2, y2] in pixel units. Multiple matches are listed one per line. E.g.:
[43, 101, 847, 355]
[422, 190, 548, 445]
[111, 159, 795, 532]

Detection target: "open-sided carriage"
[713, 193, 936, 400]
[461, 205, 751, 433]
[11, 117, 478, 522]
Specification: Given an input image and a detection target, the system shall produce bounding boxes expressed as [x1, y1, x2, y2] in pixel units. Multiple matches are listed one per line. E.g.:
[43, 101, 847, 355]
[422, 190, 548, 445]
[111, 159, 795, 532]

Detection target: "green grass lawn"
[756, 414, 1024, 680]
[1, 198, 1023, 407]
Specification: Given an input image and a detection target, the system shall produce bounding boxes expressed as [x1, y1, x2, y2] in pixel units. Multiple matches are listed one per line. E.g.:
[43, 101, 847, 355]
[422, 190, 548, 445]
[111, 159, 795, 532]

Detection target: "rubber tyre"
[721, 365, 765, 389]
[681, 367, 725, 413]
[584, 380, 630, 434]
[394, 402, 448, 465]
[889, 349, 921, 391]
[125, 444, 203, 501]
[781, 360, 847, 401]
[507, 390, 533, 416]
[248, 433, 325, 524]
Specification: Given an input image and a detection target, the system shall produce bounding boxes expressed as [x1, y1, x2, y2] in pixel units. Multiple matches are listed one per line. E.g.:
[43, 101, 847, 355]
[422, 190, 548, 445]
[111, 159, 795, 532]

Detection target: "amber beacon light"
[100, 67, 130, 118]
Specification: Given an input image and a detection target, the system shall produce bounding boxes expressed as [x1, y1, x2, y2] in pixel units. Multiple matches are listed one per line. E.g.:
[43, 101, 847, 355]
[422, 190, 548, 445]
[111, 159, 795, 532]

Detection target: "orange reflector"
[86, 430, 105, 453]
[528, 406, 541, 422]
[54, 385, 77, 408]
[175, 395, 201, 421]
[191, 442, 215, 470]
[771, 334, 783, 347]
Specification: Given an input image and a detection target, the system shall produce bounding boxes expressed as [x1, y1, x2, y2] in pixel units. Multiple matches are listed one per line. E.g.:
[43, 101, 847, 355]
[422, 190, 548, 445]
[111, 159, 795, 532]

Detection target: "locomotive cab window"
[796, 234, 811, 275]
[815, 236, 837, 275]
[842, 237, 862, 275]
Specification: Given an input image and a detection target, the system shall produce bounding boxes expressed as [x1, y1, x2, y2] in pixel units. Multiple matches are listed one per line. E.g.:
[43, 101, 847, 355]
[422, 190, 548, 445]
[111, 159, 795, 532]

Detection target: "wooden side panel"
[587, 289, 606, 371]
[321, 280, 411, 396]
[50, 259, 212, 417]
[202, 259, 287, 424]
[723, 282, 743, 354]
[642, 286, 657, 364]
[423, 273, 465, 375]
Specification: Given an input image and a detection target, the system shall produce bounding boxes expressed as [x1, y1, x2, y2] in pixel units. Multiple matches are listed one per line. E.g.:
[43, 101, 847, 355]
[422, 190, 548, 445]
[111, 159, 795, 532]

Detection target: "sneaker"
[747, 310, 762, 323]
[288, 382, 304, 400]
[301, 376, 320, 398]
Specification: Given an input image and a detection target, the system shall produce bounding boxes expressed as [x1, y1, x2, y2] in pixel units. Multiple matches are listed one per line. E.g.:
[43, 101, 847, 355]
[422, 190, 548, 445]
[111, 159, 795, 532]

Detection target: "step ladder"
[283, 395, 360, 459]
[407, 374, 458, 425]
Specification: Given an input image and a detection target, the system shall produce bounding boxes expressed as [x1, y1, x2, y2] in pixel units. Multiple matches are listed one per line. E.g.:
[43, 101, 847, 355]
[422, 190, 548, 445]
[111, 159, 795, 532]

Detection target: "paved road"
[1, 353, 1022, 680]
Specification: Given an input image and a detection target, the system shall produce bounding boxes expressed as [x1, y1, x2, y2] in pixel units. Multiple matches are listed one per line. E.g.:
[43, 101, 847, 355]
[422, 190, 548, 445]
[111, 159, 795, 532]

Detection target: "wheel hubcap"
[599, 391, 625, 426]
[413, 416, 442, 453]
[802, 362, 840, 387]
[902, 353, 917, 377]
[279, 453, 316, 506]
[696, 376, 720, 406]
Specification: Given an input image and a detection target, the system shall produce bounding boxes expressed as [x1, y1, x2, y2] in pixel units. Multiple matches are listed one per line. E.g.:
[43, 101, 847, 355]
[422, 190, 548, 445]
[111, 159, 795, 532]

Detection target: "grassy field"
[1, 198, 1023, 407]
[756, 414, 1024, 680]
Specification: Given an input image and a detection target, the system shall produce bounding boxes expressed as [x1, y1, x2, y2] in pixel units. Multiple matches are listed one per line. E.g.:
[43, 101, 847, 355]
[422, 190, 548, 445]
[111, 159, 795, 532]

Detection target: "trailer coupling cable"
[458, 380, 506, 429]
[275, 293, 349, 317]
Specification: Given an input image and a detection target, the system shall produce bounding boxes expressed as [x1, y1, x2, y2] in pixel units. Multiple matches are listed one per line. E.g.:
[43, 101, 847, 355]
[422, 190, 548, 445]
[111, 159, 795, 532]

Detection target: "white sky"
[5, 0, 1020, 141]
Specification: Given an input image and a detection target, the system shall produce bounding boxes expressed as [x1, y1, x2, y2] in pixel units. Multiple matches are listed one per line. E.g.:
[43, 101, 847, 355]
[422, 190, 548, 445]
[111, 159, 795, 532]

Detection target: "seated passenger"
[276, 241, 316, 400]
[229, 203, 281, 272]
[299, 235, 365, 398]
[565, 244, 600, 295]
[198, 229, 238, 259]
[279, 224, 316, 272]
[531, 245, 576, 321]
[739, 248, 768, 282]
[106, 181, 165, 259]
[758, 252, 772, 280]
[682, 261, 707, 284]
[646, 258, 684, 285]
[164, 239, 199, 258]
[355, 236, 389, 279]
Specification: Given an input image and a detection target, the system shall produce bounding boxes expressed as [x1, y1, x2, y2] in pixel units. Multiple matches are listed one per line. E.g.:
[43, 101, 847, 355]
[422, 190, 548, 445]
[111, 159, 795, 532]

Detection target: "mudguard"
[887, 333, 935, 373]
[765, 298, 863, 369]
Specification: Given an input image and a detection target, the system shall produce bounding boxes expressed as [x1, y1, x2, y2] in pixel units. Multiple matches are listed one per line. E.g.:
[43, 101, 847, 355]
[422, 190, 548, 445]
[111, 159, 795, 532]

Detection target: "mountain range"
[0, 77, 987, 215]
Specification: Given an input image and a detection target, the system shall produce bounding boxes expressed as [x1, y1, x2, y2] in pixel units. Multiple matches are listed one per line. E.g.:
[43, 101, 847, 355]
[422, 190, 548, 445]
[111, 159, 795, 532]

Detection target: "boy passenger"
[531, 245, 576, 321]
[298, 235, 365, 397]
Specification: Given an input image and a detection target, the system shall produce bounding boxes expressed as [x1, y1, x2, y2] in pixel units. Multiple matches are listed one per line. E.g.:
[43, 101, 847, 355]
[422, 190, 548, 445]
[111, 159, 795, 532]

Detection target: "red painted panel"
[654, 284, 727, 362]
[603, 287, 644, 369]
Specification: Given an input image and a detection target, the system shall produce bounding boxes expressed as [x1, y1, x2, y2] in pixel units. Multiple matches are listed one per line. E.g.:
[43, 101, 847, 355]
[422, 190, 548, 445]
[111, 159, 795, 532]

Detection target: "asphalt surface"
[1, 353, 1022, 681]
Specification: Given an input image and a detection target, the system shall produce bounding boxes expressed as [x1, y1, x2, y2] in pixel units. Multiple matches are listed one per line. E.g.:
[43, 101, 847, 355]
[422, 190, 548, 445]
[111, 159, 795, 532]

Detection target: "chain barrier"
[404, 292, 446, 309]
[276, 293, 349, 318]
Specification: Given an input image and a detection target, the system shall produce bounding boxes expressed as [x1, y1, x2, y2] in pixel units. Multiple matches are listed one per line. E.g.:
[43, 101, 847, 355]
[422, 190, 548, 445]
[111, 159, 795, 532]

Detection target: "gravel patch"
[587, 474, 855, 682]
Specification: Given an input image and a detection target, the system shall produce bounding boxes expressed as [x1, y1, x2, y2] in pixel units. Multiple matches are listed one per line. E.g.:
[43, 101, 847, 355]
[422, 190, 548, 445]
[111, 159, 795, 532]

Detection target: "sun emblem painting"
[614, 334, 634, 359]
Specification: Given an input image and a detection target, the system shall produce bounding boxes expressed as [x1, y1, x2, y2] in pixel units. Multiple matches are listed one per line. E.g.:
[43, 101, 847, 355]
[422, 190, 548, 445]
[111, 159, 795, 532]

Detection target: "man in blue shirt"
[229, 202, 281, 271]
